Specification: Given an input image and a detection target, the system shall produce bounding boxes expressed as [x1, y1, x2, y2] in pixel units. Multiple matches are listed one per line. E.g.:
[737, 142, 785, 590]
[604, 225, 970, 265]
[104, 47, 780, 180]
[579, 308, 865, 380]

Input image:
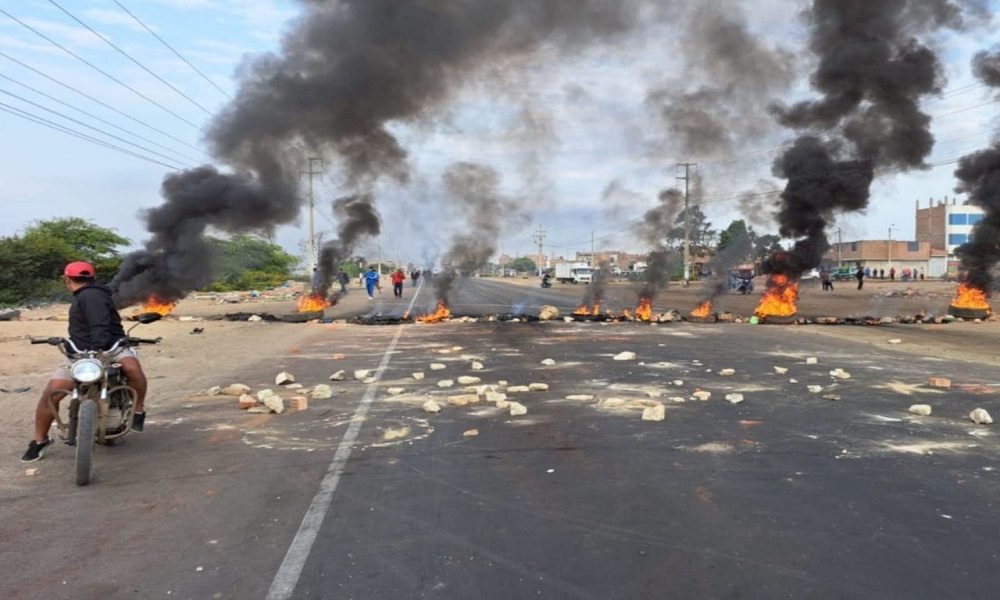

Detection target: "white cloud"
[82, 8, 156, 34]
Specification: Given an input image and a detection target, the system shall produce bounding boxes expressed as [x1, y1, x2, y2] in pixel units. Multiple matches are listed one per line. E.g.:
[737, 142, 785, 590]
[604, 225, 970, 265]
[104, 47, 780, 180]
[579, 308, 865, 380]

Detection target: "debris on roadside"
[539, 306, 560, 320]
[290, 396, 309, 411]
[238, 394, 257, 409]
[725, 393, 745, 404]
[822, 394, 841, 401]
[457, 376, 481, 385]
[807, 385, 823, 393]
[613, 351, 636, 361]
[412, 372, 425, 380]
[471, 361, 484, 371]
[258, 390, 285, 414]
[692, 391, 711, 401]
[330, 370, 345, 381]
[354, 369, 372, 380]
[774, 367, 788, 375]
[928, 377, 951, 389]
[275, 372, 295, 385]
[829, 369, 851, 380]
[507, 385, 530, 393]
[463, 429, 479, 437]
[528, 383, 549, 391]
[509, 402, 528, 416]
[422, 399, 442, 413]
[448, 394, 478, 406]
[438, 380, 455, 388]
[566, 394, 594, 401]
[909, 404, 932, 416]
[204, 386, 222, 396]
[719, 369, 736, 376]
[541, 358, 556, 366]
[386, 387, 405, 396]
[969, 408, 993, 425]
[311, 385, 333, 399]
[430, 363, 446, 371]
[805, 357, 818, 364]
[641, 404, 666, 421]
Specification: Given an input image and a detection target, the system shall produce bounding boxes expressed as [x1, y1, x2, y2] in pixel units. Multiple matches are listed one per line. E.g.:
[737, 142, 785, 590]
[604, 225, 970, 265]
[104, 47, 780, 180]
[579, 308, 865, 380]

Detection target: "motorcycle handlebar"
[126, 337, 161, 345]
[30, 337, 63, 345]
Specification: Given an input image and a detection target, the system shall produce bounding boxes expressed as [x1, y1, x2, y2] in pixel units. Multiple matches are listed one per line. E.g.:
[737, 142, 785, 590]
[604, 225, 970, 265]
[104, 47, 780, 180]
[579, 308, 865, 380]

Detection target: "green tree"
[717, 219, 754, 263]
[509, 257, 537, 273]
[665, 206, 715, 255]
[753, 233, 784, 259]
[205, 235, 300, 291]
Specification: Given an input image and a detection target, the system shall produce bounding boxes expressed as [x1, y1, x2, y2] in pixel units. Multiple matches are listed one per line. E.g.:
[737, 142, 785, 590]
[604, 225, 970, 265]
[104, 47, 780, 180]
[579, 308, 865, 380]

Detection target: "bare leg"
[34, 380, 74, 442]
[119, 357, 148, 413]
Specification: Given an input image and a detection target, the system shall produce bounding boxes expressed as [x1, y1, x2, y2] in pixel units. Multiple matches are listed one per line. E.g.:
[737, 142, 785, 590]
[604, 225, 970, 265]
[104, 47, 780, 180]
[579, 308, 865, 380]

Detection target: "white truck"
[554, 262, 594, 284]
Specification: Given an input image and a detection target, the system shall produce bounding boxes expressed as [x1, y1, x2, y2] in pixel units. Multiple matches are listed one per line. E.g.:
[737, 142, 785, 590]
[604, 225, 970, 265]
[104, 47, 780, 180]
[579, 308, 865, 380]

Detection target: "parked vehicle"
[30, 312, 162, 485]
[554, 262, 593, 284]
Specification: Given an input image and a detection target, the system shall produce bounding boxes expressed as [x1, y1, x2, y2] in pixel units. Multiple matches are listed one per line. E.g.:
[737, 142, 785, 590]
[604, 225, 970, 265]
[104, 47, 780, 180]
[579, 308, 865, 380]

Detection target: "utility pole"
[300, 157, 323, 276]
[533, 226, 546, 277]
[677, 163, 698, 282]
[888, 224, 896, 270]
[831, 226, 843, 268]
[591, 231, 595, 269]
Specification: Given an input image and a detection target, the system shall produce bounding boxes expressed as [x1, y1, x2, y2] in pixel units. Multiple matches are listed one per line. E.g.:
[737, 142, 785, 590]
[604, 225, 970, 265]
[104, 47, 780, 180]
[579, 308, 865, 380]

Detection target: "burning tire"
[948, 305, 990, 320]
[279, 310, 324, 323]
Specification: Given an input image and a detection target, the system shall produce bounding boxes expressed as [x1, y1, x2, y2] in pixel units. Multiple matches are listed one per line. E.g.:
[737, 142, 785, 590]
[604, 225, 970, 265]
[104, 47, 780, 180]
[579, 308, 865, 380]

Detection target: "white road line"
[265, 289, 423, 600]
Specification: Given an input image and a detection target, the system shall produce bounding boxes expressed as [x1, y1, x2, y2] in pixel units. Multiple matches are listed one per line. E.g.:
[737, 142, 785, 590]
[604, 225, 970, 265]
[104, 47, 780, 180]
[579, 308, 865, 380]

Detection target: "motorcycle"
[30, 312, 162, 485]
[541, 277, 552, 289]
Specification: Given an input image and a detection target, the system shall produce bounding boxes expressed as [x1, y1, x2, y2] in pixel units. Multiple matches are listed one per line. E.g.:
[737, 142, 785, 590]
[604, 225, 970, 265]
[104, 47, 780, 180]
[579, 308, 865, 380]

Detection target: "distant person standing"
[337, 269, 350, 294]
[879, 268, 885, 279]
[391, 269, 406, 298]
[920, 269, 925, 281]
[856, 263, 865, 290]
[889, 267, 896, 281]
[411, 269, 420, 287]
[821, 268, 833, 291]
[364, 266, 380, 300]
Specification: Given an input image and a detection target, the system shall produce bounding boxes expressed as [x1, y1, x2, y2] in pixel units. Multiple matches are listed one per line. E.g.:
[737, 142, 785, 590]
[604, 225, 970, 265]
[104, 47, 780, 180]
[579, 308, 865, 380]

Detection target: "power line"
[0, 101, 184, 170]
[46, 0, 214, 116]
[111, 0, 233, 101]
[0, 50, 207, 155]
[0, 7, 204, 131]
[0, 72, 201, 164]
[0, 85, 197, 167]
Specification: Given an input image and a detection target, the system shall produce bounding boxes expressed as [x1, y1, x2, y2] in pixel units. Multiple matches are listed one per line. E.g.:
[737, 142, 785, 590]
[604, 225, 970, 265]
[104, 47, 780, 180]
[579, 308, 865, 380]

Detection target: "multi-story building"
[914, 197, 985, 276]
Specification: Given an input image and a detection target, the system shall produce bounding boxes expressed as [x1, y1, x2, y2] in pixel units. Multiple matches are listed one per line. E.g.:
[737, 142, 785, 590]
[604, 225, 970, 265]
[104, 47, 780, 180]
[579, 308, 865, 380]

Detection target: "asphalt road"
[2, 278, 998, 600]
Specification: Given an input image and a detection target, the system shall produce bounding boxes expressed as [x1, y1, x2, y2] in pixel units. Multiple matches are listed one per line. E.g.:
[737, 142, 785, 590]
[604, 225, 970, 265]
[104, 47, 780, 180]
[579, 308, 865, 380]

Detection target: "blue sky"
[1, 0, 998, 267]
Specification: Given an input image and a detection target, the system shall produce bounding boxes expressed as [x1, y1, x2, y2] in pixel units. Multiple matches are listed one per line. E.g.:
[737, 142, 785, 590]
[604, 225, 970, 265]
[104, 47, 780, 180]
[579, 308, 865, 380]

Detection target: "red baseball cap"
[64, 261, 96, 278]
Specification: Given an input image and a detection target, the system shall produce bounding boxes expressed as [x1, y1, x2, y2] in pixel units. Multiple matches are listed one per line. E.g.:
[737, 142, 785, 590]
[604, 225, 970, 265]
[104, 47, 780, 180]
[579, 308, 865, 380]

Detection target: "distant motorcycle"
[30, 312, 162, 485]
[541, 277, 552, 289]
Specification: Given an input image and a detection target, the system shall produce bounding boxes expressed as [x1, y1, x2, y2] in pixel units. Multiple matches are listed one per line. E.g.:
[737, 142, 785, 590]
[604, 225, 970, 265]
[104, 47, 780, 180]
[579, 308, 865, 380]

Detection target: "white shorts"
[52, 347, 138, 381]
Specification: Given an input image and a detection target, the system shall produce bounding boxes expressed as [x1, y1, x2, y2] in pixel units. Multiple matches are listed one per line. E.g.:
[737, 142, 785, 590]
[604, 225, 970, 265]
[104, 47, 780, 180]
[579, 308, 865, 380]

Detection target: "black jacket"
[69, 284, 126, 351]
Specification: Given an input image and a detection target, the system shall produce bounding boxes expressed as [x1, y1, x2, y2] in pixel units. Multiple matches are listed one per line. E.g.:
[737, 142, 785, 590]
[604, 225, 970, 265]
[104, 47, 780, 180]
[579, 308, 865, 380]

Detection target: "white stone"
[669, 397, 687, 403]
[719, 369, 736, 376]
[247, 406, 271, 414]
[528, 383, 549, 391]
[386, 387, 405, 396]
[969, 408, 993, 425]
[887, 339, 902, 345]
[412, 372, 425, 380]
[353, 369, 371, 380]
[509, 402, 528, 416]
[470, 361, 484, 371]
[422, 399, 442, 413]
[507, 385, 530, 393]
[789, 379, 799, 384]
[539, 306, 560, 320]
[204, 386, 222, 396]
[672, 380, 684, 386]
[261, 393, 284, 414]
[363, 377, 377, 384]
[641, 405, 666, 421]
[430, 363, 447, 371]
[286, 383, 304, 389]
[330, 370, 346, 381]
[497, 380, 509, 387]
[541, 358, 556, 366]
[275, 371, 295, 385]
[774, 366, 788, 375]
[566, 394, 594, 401]
[463, 429, 479, 437]
[822, 394, 841, 401]
[807, 385, 823, 393]
[220, 384, 245, 396]
[495, 399, 511, 409]
[485, 391, 508, 403]
[437, 380, 455, 388]
[563, 316, 574, 322]
[692, 391, 711, 401]
[725, 393, 745, 404]
[909, 404, 932, 416]
[447, 394, 477, 406]
[247, 315, 263, 322]
[457, 376, 481, 385]
[613, 351, 636, 361]
[601, 398, 627, 407]
[830, 369, 851, 380]
[310, 384, 333, 400]
[805, 357, 818, 364]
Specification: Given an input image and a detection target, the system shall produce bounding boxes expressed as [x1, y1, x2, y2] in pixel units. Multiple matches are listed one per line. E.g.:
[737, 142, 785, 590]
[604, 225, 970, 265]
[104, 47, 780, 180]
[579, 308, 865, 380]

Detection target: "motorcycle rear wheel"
[75, 400, 98, 486]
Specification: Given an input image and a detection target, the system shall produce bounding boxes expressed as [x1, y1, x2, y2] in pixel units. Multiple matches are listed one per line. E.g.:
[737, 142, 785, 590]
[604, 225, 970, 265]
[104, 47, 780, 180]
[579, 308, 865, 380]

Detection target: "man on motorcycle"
[541, 272, 552, 288]
[21, 262, 150, 462]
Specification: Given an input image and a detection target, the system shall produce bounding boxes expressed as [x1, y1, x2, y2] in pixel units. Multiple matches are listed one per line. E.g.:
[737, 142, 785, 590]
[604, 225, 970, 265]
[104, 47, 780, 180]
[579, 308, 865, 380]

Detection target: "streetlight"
[830, 226, 843, 268]
[888, 224, 897, 270]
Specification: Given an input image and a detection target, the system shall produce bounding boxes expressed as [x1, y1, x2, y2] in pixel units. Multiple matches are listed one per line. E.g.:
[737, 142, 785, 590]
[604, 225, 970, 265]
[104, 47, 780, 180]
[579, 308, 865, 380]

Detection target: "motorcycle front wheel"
[75, 399, 98, 486]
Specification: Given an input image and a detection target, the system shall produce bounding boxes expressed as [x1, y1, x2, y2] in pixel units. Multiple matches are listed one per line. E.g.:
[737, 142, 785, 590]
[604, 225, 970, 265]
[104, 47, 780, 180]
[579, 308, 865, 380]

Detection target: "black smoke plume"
[313, 194, 381, 299]
[434, 163, 524, 304]
[636, 187, 683, 300]
[955, 49, 1000, 294]
[112, 0, 660, 306]
[764, 0, 969, 280]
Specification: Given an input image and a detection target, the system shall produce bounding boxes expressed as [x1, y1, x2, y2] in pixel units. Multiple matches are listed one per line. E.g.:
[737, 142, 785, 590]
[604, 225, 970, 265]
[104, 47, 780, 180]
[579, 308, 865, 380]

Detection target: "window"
[948, 233, 968, 245]
[949, 213, 968, 225]
[907, 241, 919, 252]
[968, 214, 983, 225]
[850, 242, 858, 251]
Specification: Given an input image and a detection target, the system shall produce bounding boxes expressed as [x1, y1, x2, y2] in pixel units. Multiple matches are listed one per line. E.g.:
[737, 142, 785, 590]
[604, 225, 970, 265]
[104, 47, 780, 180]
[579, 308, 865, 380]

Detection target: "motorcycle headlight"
[71, 359, 104, 383]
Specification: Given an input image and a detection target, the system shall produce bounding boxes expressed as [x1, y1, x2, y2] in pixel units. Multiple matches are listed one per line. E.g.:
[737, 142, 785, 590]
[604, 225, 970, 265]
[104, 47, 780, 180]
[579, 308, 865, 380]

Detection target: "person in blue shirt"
[364, 266, 381, 300]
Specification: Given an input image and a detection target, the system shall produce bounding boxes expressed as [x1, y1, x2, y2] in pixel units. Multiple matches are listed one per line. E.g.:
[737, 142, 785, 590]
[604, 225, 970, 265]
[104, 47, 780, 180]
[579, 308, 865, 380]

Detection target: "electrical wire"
[0, 85, 197, 167]
[0, 101, 184, 170]
[0, 50, 207, 155]
[0, 7, 205, 131]
[46, 0, 214, 116]
[0, 72, 201, 164]
[111, 0, 233, 101]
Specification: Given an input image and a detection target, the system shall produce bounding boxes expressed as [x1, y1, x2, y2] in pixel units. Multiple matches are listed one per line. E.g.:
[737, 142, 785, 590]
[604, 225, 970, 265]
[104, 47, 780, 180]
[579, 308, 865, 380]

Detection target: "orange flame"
[297, 293, 332, 313]
[572, 303, 602, 316]
[621, 308, 632, 320]
[691, 300, 713, 318]
[635, 297, 653, 322]
[417, 300, 452, 323]
[141, 295, 176, 316]
[754, 274, 798, 318]
[951, 282, 992, 313]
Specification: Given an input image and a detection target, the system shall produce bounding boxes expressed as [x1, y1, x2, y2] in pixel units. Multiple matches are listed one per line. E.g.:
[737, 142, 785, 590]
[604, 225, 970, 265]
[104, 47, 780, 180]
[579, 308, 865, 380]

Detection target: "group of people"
[820, 265, 927, 291]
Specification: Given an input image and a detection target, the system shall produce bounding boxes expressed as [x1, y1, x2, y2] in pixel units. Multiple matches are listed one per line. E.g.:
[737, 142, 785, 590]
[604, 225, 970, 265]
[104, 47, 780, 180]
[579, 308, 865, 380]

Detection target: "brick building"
[914, 197, 985, 276]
